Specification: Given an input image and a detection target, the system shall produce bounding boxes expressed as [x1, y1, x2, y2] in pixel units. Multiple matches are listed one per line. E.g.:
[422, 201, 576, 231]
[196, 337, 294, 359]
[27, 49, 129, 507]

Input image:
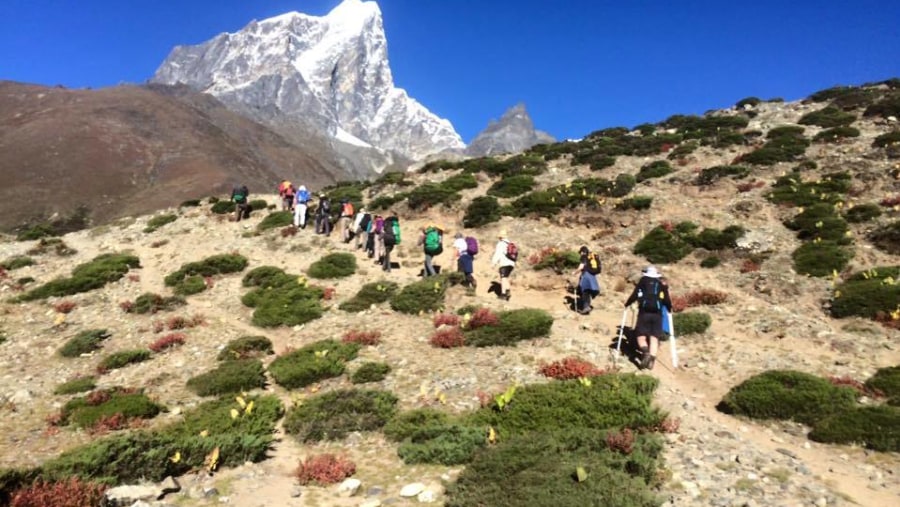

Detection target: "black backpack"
[637, 278, 663, 313]
[586, 253, 602, 275]
[359, 213, 372, 231]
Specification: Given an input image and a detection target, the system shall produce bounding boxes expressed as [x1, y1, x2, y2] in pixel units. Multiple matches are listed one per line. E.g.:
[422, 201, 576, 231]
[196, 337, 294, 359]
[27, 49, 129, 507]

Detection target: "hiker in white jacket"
[490, 229, 517, 301]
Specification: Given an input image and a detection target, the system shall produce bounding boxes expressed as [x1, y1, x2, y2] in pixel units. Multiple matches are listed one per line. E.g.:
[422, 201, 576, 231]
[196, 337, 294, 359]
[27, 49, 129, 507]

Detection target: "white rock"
[9, 389, 32, 404]
[400, 482, 426, 497]
[417, 489, 437, 503]
[338, 478, 362, 497]
[359, 500, 381, 507]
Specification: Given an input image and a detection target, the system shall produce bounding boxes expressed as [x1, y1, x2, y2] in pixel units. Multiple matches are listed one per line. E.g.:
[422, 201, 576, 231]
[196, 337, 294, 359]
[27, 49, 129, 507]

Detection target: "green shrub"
[268, 339, 359, 389]
[186, 359, 266, 396]
[767, 172, 851, 207]
[843, 203, 882, 223]
[210, 201, 235, 214]
[464, 308, 554, 347]
[508, 190, 563, 218]
[383, 408, 452, 442]
[128, 293, 186, 314]
[164, 254, 248, 289]
[633, 224, 695, 264]
[283, 389, 397, 442]
[873, 131, 900, 148]
[741, 127, 809, 165]
[243, 279, 324, 327]
[864, 92, 900, 118]
[467, 154, 548, 177]
[532, 250, 580, 272]
[0, 255, 34, 270]
[406, 183, 461, 210]
[445, 429, 662, 507]
[442, 173, 479, 192]
[241, 266, 294, 288]
[16, 223, 58, 241]
[463, 195, 503, 228]
[615, 196, 653, 211]
[792, 241, 853, 277]
[257, 211, 293, 231]
[808, 85, 858, 103]
[143, 214, 177, 233]
[695, 165, 749, 186]
[635, 160, 673, 182]
[373, 171, 409, 186]
[339, 280, 399, 312]
[173, 275, 207, 296]
[866, 366, 900, 399]
[813, 126, 860, 143]
[667, 140, 699, 160]
[398, 425, 486, 465]
[799, 107, 856, 128]
[98, 349, 151, 371]
[38, 394, 282, 484]
[830, 267, 900, 319]
[60, 389, 163, 429]
[717, 370, 858, 425]
[59, 329, 111, 357]
[736, 97, 762, 108]
[307, 253, 356, 279]
[324, 182, 367, 209]
[689, 225, 745, 250]
[217, 335, 274, 361]
[808, 405, 900, 452]
[368, 192, 409, 211]
[350, 362, 391, 384]
[26, 237, 77, 256]
[700, 256, 720, 268]
[487, 175, 536, 198]
[390, 274, 459, 314]
[179, 199, 202, 207]
[673, 312, 711, 335]
[868, 221, 900, 254]
[18, 253, 140, 302]
[247, 199, 268, 212]
[784, 203, 849, 243]
[53, 376, 97, 395]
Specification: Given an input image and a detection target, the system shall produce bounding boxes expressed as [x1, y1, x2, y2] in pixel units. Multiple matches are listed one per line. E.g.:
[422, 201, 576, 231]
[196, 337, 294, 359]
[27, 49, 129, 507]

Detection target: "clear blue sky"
[2, 0, 899, 143]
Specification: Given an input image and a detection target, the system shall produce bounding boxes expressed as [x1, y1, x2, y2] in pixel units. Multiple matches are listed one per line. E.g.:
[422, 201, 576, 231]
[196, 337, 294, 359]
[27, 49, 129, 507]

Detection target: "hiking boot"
[646, 356, 656, 370]
[640, 353, 652, 370]
[503, 291, 511, 301]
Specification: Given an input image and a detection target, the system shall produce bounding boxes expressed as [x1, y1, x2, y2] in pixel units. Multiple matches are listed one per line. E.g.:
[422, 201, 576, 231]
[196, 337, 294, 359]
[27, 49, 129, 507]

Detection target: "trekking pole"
[667, 310, 678, 369]
[615, 306, 630, 359]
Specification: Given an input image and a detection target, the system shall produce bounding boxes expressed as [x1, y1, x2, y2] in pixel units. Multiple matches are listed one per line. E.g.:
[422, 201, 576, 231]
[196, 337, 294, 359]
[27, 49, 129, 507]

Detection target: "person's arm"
[660, 286, 673, 311]
[624, 285, 639, 307]
[571, 263, 585, 277]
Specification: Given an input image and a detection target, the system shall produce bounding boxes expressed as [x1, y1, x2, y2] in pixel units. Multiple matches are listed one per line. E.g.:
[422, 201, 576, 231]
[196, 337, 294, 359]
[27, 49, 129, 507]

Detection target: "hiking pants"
[383, 244, 394, 272]
[235, 203, 249, 222]
[339, 216, 352, 243]
[294, 203, 308, 227]
[355, 229, 368, 250]
[374, 233, 384, 263]
[316, 214, 331, 235]
[424, 253, 437, 277]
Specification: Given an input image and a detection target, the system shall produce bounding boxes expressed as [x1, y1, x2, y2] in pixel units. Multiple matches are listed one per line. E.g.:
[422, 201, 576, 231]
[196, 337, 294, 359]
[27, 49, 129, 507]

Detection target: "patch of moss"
[143, 214, 177, 233]
[464, 308, 554, 347]
[0, 255, 35, 270]
[307, 252, 357, 279]
[672, 312, 711, 335]
[17, 254, 140, 302]
[53, 376, 97, 395]
[217, 336, 274, 361]
[59, 329, 111, 358]
[268, 339, 359, 389]
[186, 359, 266, 396]
[350, 362, 391, 384]
[98, 349, 151, 371]
[339, 280, 399, 312]
[717, 370, 858, 426]
[283, 388, 397, 442]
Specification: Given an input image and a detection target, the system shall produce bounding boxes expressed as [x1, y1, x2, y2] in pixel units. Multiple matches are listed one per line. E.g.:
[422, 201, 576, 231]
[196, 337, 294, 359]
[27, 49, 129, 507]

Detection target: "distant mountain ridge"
[152, 0, 465, 166]
[466, 103, 555, 157]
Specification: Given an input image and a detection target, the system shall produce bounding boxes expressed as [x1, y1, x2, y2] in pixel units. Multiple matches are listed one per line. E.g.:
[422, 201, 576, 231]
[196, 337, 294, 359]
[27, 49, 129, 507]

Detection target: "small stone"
[815, 497, 827, 507]
[776, 448, 798, 459]
[204, 487, 219, 498]
[359, 500, 382, 507]
[366, 486, 384, 497]
[338, 478, 362, 497]
[399, 483, 425, 498]
[290, 486, 303, 498]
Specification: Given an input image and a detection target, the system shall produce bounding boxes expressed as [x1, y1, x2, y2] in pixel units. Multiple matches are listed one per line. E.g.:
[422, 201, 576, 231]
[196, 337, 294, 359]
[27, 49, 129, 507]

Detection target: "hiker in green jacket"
[418, 225, 443, 277]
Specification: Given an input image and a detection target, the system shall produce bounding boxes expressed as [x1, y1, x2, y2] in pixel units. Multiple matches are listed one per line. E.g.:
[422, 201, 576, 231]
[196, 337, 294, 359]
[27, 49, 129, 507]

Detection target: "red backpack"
[505, 241, 519, 261]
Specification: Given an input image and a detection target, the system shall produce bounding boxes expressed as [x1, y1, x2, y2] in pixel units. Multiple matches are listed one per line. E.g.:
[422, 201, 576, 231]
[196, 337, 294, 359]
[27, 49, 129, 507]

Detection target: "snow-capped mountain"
[466, 103, 556, 157]
[152, 0, 464, 163]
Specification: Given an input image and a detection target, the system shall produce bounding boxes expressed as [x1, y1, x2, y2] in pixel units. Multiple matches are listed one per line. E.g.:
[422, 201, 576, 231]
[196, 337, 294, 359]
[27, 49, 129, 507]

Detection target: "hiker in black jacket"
[231, 184, 250, 222]
[624, 265, 672, 370]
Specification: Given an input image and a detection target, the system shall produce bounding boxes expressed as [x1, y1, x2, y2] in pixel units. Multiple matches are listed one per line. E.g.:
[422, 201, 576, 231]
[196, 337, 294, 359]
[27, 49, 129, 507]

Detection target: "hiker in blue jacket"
[570, 246, 601, 314]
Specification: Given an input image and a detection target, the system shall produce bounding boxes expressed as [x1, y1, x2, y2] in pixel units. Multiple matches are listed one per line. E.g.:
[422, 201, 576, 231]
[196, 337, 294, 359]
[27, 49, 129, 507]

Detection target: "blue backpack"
[296, 189, 310, 203]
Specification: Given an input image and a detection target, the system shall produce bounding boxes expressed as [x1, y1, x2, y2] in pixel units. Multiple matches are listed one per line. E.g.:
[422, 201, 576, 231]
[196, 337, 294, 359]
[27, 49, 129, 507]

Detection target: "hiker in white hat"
[624, 265, 672, 370]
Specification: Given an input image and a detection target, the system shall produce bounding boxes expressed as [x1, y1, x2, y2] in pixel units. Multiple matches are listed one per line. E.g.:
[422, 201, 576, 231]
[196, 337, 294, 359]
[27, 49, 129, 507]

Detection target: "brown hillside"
[0, 81, 348, 232]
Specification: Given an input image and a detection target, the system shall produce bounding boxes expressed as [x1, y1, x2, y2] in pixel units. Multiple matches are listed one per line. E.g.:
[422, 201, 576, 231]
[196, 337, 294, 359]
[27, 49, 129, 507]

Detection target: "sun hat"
[642, 265, 661, 278]
[454, 232, 463, 239]
[498, 229, 507, 238]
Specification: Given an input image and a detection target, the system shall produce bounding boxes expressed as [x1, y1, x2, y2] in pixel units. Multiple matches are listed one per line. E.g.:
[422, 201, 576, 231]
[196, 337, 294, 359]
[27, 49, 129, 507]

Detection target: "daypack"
[586, 252, 602, 275]
[319, 199, 331, 215]
[465, 236, 479, 256]
[296, 189, 310, 203]
[359, 213, 372, 231]
[637, 278, 663, 313]
[342, 202, 355, 217]
[279, 181, 292, 195]
[233, 187, 248, 204]
[384, 217, 401, 245]
[505, 241, 519, 262]
[424, 227, 442, 254]
[372, 217, 385, 234]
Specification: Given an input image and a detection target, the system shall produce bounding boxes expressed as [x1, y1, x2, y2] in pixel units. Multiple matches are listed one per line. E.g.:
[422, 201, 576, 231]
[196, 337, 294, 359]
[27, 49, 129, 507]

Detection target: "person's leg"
[581, 290, 593, 313]
[383, 245, 392, 272]
[424, 254, 435, 276]
[500, 267, 512, 300]
[299, 204, 307, 228]
[375, 234, 384, 263]
[293, 205, 302, 227]
[467, 272, 477, 290]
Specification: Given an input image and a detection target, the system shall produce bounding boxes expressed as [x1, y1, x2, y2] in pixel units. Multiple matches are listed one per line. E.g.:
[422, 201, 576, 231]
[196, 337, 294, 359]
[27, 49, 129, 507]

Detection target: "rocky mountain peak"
[466, 103, 555, 157]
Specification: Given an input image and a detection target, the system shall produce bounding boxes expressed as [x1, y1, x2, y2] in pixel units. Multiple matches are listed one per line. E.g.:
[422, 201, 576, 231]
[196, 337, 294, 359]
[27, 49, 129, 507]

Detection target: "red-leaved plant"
[433, 313, 461, 328]
[149, 333, 186, 353]
[53, 300, 77, 314]
[739, 259, 761, 273]
[295, 454, 356, 485]
[880, 195, 900, 207]
[828, 375, 883, 398]
[11, 478, 108, 507]
[465, 308, 499, 329]
[539, 357, 604, 380]
[606, 428, 635, 454]
[671, 289, 728, 313]
[430, 327, 465, 348]
[342, 329, 382, 346]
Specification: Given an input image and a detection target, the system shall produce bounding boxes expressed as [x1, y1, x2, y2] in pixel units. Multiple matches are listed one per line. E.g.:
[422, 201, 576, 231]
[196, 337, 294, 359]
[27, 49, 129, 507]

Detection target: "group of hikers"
[232, 180, 673, 370]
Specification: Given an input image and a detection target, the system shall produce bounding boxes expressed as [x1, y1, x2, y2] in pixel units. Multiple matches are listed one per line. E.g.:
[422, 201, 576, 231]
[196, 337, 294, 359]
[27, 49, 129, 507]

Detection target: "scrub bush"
[307, 253, 356, 279]
[350, 362, 391, 384]
[217, 336, 274, 361]
[463, 308, 553, 347]
[267, 339, 359, 389]
[18, 254, 140, 302]
[186, 359, 266, 396]
[339, 281, 398, 312]
[283, 388, 397, 442]
[143, 214, 177, 233]
[58, 329, 110, 358]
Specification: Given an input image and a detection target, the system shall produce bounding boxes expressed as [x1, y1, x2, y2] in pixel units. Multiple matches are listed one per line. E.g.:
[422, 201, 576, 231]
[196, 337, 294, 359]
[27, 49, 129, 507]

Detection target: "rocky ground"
[1, 97, 899, 507]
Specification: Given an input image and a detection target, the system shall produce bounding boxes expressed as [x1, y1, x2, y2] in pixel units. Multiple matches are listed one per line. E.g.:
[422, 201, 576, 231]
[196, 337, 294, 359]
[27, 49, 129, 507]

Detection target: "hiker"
[418, 225, 443, 277]
[338, 199, 355, 243]
[231, 184, 250, 222]
[491, 230, 517, 301]
[353, 207, 372, 250]
[370, 213, 385, 262]
[278, 180, 295, 211]
[294, 185, 311, 228]
[453, 232, 477, 289]
[381, 214, 400, 272]
[570, 245, 602, 314]
[315, 194, 332, 235]
[624, 265, 672, 370]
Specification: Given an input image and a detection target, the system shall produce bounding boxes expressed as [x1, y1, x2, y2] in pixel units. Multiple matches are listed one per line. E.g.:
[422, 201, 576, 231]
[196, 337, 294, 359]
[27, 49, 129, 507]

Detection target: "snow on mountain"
[152, 0, 464, 162]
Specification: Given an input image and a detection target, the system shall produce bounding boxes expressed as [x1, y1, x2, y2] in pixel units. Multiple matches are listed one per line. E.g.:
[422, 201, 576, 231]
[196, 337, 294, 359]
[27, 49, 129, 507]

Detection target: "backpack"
[233, 187, 247, 204]
[637, 278, 663, 313]
[424, 227, 442, 255]
[279, 181, 292, 195]
[384, 217, 401, 246]
[586, 253, 602, 275]
[359, 213, 372, 231]
[342, 202, 354, 217]
[505, 241, 519, 262]
[465, 236, 479, 256]
[297, 189, 310, 203]
[320, 199, 331, 214]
